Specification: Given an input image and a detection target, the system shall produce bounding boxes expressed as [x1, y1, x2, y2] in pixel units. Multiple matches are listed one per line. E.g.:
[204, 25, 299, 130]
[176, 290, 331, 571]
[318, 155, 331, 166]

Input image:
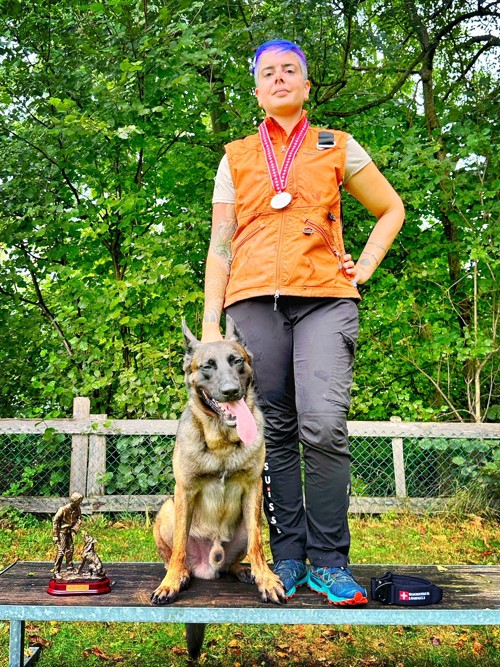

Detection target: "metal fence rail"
[0, 398, 499, 514]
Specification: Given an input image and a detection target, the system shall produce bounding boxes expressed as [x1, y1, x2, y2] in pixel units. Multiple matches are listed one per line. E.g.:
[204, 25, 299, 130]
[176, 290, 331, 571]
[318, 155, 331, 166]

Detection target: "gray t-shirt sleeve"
[212, 135, 372, 204]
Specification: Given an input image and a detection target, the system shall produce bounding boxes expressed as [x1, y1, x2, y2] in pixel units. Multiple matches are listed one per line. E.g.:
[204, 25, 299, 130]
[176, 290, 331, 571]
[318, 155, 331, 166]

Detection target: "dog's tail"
[208, 540, 225, 570]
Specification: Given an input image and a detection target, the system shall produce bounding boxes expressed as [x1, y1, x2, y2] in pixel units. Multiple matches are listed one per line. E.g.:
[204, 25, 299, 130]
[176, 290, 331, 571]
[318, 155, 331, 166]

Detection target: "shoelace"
[275, 560, 304, 577]
[314, 567, 353, 585]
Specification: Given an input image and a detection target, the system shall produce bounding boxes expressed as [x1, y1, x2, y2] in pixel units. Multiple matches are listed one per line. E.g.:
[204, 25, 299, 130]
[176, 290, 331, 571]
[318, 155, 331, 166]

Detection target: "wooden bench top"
[1, 561, 499, 626]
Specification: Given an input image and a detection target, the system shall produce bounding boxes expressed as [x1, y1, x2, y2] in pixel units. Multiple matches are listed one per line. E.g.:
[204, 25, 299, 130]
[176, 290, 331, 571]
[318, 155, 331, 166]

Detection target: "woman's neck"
[267, 109, 304, 137]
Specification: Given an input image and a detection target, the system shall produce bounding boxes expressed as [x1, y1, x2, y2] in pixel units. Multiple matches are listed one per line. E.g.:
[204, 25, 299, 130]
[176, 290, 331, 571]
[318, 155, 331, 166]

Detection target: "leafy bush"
[101, 435, 175, 495]
[0, 430, 70, 497]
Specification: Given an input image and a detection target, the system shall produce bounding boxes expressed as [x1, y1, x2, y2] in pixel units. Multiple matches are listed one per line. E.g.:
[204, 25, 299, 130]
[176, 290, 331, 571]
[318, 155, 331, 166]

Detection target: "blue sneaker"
[273, 559, 308, 598]
[308, 566, 368, 606]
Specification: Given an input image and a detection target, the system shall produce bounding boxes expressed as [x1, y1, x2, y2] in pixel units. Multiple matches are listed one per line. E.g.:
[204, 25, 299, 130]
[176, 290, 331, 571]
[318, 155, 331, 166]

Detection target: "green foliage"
[419, 438, 500, 498]
[0, 0, 214, 418]
[459, 446, 500, 498]
[101, 435, 175, 495]
[0, 0, 498, 422]
[0, 432, 69, 497]
[350, 436, 499, 502]
[0, 505, 39, 529]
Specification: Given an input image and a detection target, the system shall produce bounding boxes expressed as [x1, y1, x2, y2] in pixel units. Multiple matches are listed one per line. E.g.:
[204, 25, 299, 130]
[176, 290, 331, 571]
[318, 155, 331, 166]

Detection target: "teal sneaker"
[273, 559, 308, 598]
[308, 566, 368, 606]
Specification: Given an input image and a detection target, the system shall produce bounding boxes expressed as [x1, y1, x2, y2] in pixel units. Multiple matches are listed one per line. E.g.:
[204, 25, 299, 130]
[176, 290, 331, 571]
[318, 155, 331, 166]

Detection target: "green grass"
[1, 510, 499, 666]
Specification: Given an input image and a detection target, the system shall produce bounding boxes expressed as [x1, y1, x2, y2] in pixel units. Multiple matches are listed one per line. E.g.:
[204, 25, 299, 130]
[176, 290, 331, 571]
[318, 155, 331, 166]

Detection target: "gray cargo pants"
[226, 296, 358, 568]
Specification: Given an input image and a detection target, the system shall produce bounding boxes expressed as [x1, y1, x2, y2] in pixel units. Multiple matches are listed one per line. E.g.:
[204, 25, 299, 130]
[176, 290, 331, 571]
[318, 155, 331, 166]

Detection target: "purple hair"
[251, 39, 308, 83]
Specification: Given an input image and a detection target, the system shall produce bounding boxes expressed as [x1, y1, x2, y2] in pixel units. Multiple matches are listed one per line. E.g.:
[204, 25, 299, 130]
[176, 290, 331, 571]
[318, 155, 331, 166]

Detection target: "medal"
[259, 117, 309, 210]
[270, 192, 292, 209]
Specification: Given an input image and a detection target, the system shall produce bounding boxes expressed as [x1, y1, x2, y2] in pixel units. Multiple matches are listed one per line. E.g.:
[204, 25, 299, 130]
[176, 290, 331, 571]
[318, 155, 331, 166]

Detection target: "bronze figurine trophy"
[47, 493, 111, 595]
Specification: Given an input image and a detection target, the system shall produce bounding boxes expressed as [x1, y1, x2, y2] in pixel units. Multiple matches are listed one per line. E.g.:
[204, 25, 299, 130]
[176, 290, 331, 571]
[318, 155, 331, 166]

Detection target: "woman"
[201, 39, 404, 604]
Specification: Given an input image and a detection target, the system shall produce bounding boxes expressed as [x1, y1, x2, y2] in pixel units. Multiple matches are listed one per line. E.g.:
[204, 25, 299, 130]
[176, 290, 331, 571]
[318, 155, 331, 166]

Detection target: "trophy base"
[47, 576, 111, 596]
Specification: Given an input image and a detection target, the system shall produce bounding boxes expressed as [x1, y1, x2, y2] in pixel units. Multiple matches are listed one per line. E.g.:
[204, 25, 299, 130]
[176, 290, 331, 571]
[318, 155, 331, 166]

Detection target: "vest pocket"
[232, 221, 267, 259]
[303, 218, 354, 282]
[303, 219, 343, 269]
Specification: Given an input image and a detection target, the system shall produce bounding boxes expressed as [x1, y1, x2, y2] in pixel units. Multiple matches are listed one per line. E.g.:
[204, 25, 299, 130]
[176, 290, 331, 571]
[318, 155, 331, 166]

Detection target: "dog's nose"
[220, 384, 241, 401]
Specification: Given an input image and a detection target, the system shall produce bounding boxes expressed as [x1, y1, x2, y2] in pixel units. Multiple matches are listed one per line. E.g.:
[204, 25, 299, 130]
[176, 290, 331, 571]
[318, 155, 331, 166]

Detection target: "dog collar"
[371, 571, 443, 606]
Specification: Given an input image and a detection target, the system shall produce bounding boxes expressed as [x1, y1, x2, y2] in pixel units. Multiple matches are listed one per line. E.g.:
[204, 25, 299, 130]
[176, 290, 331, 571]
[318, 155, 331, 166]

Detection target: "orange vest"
[224, 118, 361, 308]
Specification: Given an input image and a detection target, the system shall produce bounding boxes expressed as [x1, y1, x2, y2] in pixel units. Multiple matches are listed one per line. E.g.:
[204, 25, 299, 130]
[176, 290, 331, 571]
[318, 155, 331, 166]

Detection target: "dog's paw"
[255, 570, 286, 605]
[150, 572, 190, 605]
[150, 585, 179, 605]
[230, 564, 255, 585]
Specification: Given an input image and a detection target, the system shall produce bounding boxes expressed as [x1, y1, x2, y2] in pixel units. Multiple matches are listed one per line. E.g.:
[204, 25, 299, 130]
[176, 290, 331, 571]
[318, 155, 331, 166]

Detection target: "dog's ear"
[182, 319, 201, 358]
[225, 315, 247, 346]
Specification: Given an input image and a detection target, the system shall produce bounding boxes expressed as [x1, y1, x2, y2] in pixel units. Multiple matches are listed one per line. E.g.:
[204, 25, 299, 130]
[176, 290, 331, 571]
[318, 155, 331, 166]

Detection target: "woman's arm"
[343, 162, 405, 284]
[201, 202, 237, 342]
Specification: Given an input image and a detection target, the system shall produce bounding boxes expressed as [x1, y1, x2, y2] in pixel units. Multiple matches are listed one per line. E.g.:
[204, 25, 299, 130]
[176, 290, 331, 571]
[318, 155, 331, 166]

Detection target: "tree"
[0, 0, 498, 421]
[0, 0, 217, 416]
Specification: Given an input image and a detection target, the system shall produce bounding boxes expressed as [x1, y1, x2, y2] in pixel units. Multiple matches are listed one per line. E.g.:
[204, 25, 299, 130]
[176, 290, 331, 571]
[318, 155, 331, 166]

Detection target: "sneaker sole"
[284, 574, 308, 599]
[307, 579, 368, 606]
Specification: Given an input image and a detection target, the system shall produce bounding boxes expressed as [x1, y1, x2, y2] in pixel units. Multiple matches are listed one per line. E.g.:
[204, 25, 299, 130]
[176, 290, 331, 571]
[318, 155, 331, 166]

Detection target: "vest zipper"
[232, 222, 266, 259]
[274, 210, 286, 310]
[304, 219, 343, 270]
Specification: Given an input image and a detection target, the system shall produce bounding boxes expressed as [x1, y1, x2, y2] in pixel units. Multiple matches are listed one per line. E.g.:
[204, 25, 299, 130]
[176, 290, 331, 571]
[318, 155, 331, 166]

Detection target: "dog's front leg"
[244, 482, 286, 604]
[151, 484, 194, 605]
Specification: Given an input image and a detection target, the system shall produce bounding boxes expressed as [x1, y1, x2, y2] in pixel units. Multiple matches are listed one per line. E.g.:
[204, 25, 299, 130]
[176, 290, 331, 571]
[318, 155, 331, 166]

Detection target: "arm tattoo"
[202, 214, 237, 326]
[359, 252, 380, 267]
[203, 308, 221, 323]
[366, 241, 388, 253]
[213, 218, 237, 270]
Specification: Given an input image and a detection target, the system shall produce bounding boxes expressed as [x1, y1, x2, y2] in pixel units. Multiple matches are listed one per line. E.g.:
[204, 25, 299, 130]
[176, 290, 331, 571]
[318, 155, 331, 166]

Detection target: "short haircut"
[251, 39, 308, 84]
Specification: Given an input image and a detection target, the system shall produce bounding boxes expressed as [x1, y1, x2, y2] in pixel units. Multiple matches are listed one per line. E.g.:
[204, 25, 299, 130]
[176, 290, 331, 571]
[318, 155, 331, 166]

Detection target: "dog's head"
[182, 318, 258, 444]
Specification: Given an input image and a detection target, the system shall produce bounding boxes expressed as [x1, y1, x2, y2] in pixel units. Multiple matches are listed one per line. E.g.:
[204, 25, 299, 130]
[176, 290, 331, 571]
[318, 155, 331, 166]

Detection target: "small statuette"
[47, 494, 111, 596]
[271, 191, 292, 209]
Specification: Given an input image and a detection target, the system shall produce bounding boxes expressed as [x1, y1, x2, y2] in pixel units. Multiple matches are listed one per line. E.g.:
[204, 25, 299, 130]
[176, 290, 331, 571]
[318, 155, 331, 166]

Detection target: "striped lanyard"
[258, 117, 310, 209]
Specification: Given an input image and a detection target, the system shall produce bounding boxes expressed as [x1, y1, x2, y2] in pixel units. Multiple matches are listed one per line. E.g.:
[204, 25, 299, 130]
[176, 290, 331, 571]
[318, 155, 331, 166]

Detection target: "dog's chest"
[197, 444, 253, 484]
[192, 470, 247, 537]
[194, 445, 254, 494]
[201, 441, 259, 480]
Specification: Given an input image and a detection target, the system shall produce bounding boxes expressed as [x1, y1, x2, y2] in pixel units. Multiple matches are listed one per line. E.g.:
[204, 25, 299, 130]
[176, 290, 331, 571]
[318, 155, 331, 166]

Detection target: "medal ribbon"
[258, 117, 310, 194]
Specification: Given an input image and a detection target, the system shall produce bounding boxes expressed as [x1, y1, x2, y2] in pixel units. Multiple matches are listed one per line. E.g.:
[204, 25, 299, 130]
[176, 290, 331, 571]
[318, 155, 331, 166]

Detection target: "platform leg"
[8, 621, 41, 667]
[9, 620, 25, 667]
[23, 646, 41, 666]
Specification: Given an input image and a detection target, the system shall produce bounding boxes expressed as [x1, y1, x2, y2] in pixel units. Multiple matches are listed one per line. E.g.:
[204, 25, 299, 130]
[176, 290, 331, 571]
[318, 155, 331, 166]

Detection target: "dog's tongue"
[221, 399, 258, 446]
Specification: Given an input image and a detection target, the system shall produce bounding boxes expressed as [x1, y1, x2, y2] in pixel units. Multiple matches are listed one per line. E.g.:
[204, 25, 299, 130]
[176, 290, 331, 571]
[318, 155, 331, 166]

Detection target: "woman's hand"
[342, 253, 371, 286]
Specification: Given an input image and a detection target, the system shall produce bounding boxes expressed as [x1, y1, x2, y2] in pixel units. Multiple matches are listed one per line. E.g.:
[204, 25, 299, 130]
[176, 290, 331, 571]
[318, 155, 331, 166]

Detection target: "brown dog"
[151, 319, 285, 611]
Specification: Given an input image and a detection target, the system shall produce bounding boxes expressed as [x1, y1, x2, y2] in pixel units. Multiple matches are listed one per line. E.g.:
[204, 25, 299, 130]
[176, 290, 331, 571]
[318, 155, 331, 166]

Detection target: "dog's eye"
[201, 359, 216, 371]
[229, 355, 244, 366]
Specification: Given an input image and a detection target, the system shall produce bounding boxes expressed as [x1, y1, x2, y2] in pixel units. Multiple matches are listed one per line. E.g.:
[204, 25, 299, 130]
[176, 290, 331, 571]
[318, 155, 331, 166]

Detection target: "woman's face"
[255, 49, 310, 117]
